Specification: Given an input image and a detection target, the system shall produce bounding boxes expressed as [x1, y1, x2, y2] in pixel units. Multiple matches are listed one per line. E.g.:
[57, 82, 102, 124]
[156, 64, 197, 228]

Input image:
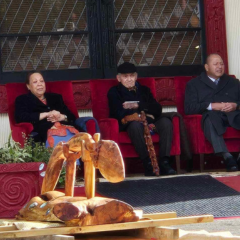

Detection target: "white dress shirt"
[207, 76, 220, 110]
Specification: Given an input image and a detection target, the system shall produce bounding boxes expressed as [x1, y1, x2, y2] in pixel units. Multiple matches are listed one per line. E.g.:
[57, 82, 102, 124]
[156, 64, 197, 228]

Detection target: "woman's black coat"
[15, 92, 76, 143]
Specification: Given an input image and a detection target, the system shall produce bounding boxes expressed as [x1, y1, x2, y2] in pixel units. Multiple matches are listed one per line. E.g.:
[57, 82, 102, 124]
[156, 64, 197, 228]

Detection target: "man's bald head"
[204, 54, 224, 80]
[205, 53, 223, 65]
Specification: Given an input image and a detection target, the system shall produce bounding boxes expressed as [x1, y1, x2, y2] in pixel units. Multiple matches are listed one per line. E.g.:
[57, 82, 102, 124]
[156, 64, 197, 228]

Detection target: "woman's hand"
[39, 112, 49, 120]
[46, 110, 60, 122]
[47, 110, 66, 122]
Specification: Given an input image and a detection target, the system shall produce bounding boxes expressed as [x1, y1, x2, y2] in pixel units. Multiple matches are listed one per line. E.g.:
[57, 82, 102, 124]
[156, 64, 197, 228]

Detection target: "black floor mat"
[96, 175, 240, 217]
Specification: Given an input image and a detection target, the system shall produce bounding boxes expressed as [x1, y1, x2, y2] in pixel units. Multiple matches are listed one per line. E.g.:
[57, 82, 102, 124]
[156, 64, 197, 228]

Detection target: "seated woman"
[15, 71, 99, 147]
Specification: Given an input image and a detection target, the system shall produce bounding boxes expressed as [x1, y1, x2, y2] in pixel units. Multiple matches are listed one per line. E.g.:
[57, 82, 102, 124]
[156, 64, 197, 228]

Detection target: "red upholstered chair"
[174, 76, 240, 172]
[6, 81, 79, 147]
[90, 78, 181, 173]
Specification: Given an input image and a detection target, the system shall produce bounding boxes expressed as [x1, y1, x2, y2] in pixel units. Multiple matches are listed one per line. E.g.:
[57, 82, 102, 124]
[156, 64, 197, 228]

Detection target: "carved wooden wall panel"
[155, 77, 176, 106]
[72, 81, 92, 110]
[0, 85, 8, 113]
[204, 0, 229, 73]
[0, 162, 46, 218]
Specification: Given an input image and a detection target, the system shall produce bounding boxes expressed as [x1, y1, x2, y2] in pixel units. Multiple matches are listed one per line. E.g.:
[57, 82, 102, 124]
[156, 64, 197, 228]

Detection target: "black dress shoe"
[159, 160, 176, 176]
[144, 171, 157, 176]
[144, 162, 158, 176]
[236, 154, 240, 170]
[224, 156, 238, 172]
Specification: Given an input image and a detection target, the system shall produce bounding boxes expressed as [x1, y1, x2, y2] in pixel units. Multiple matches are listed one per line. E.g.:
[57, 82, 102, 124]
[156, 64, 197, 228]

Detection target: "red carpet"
[214, 175, 240, 192]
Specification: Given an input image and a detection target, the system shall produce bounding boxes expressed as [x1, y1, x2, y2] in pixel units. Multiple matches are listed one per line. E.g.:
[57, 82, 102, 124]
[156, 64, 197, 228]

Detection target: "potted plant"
[0, 134, 54, 218]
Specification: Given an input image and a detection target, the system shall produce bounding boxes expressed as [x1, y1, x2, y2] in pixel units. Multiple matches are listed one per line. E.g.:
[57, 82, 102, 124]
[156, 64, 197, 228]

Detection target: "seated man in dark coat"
[185, 53, 240, 172]
[107, 62, 176, 176]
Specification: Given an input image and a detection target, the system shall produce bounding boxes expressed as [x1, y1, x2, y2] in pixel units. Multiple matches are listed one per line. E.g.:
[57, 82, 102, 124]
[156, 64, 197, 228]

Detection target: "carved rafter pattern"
[0, 85, 8, 113]
[86, 0, 102, 71]
[101, 0, 116, 69]
[204, 0, 228, 73]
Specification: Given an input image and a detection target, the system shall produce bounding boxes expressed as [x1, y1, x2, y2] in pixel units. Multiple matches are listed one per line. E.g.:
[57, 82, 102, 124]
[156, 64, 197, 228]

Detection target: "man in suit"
[107, 62, 176, 176]
[185, 53, 240, 171]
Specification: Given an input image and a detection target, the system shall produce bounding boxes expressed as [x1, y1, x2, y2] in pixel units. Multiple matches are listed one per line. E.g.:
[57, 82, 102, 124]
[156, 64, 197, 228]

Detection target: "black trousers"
[203, 116, 228, 153]
[126, 117, 173, 164]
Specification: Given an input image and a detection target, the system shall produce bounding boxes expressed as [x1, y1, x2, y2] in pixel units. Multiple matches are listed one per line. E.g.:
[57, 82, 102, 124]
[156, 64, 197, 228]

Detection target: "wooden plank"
[142, 212, 177, 219]
[122, 227, 240, 240]
[0, 235, 74, 240]
[131, 227, 180, 240]
[0, 215, 213, 239]
[0, 226, 17, 232]
[75, 237, 146, 240]
[179, 229, 240, 240]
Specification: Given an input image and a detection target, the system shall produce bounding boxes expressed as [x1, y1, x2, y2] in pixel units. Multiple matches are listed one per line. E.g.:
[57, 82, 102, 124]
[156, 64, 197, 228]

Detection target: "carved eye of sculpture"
[40, 202, 48, 208]
[39, 163, 45, 171]
[29, 202, 38, 209]
[46, 208, 51, 215]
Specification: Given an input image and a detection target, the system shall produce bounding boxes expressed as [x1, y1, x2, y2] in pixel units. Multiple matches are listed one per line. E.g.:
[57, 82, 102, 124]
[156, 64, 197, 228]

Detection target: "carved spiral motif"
[72, 83, 92, 109]
[0, 172, 40, 218]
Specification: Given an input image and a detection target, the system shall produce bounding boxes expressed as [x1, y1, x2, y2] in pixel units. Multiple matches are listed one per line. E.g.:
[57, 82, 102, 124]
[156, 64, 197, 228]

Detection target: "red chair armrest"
[184, 114, 202, 119]
[86, 119, 97, 137]
[170, 116, 181, 155]
[99, 118, 119, 143]
[184, 114, 204, 154]
[11, 123, 34, 147]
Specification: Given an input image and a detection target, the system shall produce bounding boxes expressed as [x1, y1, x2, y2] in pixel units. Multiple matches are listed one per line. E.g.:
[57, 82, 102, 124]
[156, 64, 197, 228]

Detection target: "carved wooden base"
[16, 191, 139, 227]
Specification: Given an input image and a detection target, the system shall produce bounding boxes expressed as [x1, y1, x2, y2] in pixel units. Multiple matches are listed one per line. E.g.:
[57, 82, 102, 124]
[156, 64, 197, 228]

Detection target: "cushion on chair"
[223, 127, 240, 139]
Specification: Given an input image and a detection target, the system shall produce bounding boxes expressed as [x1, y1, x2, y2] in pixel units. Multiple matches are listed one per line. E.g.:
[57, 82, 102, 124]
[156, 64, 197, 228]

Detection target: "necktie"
[215, 79, 219, 85]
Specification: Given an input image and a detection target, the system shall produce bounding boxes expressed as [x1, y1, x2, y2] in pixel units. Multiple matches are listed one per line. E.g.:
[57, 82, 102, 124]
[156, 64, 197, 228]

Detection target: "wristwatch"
[237, 103, 240, 110]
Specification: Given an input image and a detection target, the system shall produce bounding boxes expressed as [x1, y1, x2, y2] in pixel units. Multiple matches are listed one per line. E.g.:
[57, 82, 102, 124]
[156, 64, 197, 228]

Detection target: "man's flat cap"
[117, 62, 137, 74]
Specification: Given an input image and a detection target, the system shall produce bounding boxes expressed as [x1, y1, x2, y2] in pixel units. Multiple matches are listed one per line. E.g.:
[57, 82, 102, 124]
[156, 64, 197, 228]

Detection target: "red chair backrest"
[46, 81, 79, 118]
[90, 77, 156, 121]
[6, 81, 78, 128]
[174, 76, 193, 116]
[6, 83, 29, 128]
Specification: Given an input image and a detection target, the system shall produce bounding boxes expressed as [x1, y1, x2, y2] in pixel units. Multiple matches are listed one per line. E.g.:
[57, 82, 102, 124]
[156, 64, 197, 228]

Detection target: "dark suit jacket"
[185, 72, 240, 135]
[15, 92, 76, 142]
[107, 82, 162, 130]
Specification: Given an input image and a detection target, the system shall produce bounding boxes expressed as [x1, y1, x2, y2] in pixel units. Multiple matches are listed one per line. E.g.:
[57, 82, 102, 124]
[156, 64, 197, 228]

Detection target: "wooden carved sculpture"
[122, 111, 160, 176]
[16, 133, 139, 226]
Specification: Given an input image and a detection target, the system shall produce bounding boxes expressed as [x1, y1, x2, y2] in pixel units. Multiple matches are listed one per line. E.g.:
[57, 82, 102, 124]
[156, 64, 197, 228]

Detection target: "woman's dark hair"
[26, 71, 43, 85]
